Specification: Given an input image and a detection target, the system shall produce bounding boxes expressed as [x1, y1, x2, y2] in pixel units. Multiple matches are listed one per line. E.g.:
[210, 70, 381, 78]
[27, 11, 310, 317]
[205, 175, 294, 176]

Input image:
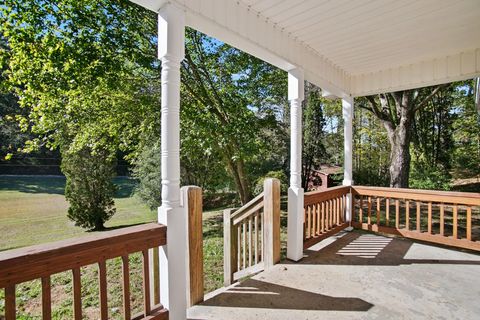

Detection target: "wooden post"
[223, 208, 237, 286]
[185, 186, 203, 307]
[264, 178, 281, 268]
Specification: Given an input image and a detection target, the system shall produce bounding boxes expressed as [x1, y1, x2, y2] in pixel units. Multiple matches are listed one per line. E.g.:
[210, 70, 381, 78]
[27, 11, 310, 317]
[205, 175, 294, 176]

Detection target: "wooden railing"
[0, 223, 168, 320]
[223, 178, 280, 286]
[351, 186, 480, 251]
[303, 185, 351, 248]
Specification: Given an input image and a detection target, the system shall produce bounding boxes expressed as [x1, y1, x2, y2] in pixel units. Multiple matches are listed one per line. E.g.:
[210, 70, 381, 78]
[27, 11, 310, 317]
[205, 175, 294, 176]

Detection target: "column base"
[158, 205, 187, 320]
[287, 187, 304, 261]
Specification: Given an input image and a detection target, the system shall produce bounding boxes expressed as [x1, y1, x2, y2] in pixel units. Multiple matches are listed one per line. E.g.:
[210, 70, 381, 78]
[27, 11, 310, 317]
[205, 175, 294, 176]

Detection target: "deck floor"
[188, 230, 480, 320]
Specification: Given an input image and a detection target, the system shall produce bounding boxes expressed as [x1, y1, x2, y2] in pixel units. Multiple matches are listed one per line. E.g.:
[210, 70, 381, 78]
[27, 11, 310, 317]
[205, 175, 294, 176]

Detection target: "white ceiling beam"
[129, 0, 351, 99]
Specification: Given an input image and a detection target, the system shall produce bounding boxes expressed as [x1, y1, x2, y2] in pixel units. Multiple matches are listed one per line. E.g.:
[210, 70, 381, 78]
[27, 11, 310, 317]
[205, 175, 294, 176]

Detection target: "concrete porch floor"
[188, 230, 480, 320]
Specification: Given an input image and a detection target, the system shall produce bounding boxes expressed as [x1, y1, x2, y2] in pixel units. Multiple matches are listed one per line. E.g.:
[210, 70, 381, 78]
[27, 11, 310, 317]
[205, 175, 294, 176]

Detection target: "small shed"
[308, 165, 342, 191]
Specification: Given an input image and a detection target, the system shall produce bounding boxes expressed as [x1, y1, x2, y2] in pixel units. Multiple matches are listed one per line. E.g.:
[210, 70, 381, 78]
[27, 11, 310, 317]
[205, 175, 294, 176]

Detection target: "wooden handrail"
[223, 178, 280, 286]
[0, 223, 168, 320]
[304, 185, 351, 206]
[352, 186, 480, 206]
[0, 223, 166, 287]
[303, 186, 351, 248]
[230, 192, 264, 219]
[351, 186, 480, 252]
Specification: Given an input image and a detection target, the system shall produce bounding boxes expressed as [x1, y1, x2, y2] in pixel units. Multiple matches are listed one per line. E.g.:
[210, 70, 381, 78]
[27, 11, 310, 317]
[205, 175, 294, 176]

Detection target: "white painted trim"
[351, 48, 480, 96]
[130, 0, 350, 99]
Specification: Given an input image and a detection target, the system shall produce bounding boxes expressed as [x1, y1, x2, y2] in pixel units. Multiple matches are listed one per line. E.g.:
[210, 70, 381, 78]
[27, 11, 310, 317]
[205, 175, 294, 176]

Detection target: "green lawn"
[0, 175, 225, 319]
[0, 176, 156, 251]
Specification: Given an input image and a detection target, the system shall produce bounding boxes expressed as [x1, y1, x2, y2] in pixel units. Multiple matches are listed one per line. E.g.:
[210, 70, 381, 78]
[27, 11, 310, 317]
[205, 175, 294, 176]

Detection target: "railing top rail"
[352, 186, 480, 206]
[304, 185, 350, 197]
[230, 192, 264, 219]
[304, 185, 350, 206]
[0, 222, 166, 287]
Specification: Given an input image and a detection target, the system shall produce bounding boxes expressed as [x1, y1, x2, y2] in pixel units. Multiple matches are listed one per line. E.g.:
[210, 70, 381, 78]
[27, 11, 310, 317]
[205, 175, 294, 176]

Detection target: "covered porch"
[1, 0, 480, 319]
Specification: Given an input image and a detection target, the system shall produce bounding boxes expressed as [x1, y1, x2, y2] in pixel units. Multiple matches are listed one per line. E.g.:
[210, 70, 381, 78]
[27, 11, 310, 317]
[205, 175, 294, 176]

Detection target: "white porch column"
[287, 68, 305, 261]
[157, 4, 187, 320]
[342, 96, 354, 223]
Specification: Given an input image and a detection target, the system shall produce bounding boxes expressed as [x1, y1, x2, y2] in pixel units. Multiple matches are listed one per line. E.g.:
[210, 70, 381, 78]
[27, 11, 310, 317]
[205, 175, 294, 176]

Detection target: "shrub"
[62, 147, 117, 230]
[253, 170, 288, 195]
[131, 140, 162, 211]
[409, 163, 452, 191]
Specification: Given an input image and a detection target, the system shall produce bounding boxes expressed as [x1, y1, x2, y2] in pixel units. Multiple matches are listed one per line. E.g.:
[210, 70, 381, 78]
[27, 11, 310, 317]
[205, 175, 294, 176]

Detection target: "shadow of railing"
[200, 278, 373, 311]
[298, 231, 480, 266]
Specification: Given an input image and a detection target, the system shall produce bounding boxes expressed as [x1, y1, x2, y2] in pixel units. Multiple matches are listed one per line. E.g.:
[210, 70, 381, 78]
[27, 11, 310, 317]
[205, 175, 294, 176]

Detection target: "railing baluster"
[330, 199, 334, 228]
[453, 204, 458, 239]
[5, 285, 15, 320]
[72, 268, 82, 320]
[428, 202, 433, 234]
[416, 202, 421, 232]
[122, 255, 131, 320]
[237, 224, 241, 270]
[367, 196, 372, 225]
[386, 198, 390, 226]
[260, 212, 264, 261]
[336, 197, 340, 225]
[149, 247, 160, 306]
[440, 203, 445, 236]
[467, 206, 472, 241]
[312, 204, 317, 236]
[242, 221, 246, 269]
[254, 212, 259, 264]
[248, 216, 252, 267]
[376, 197, 381, 226]
[142, 250, 151, 315]
[321, 201, 325, 233]
[316, 203, 321, 233]
[42, 276, 51, 320]
[98, 260, 108, 320]
[359, 196, 363, 223]
[307, 205, 312, 238]
[405, 200, 410, 230]
[395, 199, 400, 229]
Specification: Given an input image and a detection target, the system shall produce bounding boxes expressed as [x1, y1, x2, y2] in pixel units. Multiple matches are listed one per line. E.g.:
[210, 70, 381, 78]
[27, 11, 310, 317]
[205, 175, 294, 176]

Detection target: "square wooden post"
[185, 186, 204, 307]
[223, 208, 237, 286]
[263, 178, 281, 268]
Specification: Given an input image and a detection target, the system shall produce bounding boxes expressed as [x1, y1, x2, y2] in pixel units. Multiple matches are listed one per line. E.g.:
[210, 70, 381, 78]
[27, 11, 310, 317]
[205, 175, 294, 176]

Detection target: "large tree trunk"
[226, 156, 252, 205]
[384, 119, 411, 188]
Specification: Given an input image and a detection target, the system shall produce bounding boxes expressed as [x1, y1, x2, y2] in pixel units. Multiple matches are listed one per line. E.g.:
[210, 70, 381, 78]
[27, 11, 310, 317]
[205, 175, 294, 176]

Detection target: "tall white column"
[342, 97, 354, 223]
[157, 4, 187, 320]
[287, 68, 305, 261]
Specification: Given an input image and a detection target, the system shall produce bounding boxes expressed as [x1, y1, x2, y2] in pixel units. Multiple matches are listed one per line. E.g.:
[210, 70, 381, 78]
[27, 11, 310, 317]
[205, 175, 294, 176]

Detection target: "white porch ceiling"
[131, 0, 480, 97]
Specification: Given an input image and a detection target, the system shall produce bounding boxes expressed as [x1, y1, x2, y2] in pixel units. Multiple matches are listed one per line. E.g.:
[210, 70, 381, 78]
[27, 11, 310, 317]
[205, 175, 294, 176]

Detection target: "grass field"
[0, 175, 226, 319]
[0, 176, 156, 251]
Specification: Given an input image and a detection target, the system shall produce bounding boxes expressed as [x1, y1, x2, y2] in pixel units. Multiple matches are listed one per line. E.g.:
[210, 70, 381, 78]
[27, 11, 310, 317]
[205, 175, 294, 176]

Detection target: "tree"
[181, 29, 287, 204]
[62, 146, 117, 230]
[302, 84, 328, 189]
[361, 86, 447, 187]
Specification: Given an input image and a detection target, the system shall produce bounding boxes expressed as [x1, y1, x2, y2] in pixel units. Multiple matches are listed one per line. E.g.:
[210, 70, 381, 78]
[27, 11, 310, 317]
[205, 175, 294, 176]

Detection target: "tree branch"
[413, 84, 448, 113]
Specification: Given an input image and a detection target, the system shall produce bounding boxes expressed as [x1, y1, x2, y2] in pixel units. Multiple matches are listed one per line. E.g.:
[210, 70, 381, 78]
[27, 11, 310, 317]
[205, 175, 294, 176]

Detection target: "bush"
[62, 147, 117, 230]
[131, 140, 161, 211]
[409, 164, 452, 191]
[253, 170, 288, 195]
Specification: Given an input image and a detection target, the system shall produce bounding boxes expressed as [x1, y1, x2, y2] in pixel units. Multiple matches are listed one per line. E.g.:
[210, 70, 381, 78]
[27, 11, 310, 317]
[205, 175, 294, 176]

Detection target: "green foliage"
[302, 85, 328, 189]
[409, 161, 452, 191]
[131, 140, 161, 211]
[452, 80, 480, 178]
[353, 102, 390, 186]
[253, 170, 288, 195]
[181, 29, 287, 203]
[62, 147, 117, 230]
